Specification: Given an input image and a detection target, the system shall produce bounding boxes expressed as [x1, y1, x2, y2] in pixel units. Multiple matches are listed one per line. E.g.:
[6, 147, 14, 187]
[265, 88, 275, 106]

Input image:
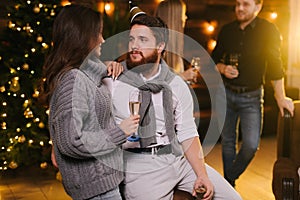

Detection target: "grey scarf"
[119, 60, 181, 155]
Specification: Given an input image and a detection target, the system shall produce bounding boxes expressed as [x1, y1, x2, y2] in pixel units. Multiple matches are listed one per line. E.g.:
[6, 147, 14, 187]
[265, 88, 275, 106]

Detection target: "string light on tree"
[0, 0, 62, 170]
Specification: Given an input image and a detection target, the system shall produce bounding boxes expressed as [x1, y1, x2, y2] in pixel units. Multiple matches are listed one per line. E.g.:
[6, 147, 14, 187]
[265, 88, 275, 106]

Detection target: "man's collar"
[236, 17, 258, 30]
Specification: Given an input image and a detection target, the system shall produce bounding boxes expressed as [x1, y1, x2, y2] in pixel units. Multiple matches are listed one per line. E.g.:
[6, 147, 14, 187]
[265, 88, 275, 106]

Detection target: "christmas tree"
[0, 0, 62, 170]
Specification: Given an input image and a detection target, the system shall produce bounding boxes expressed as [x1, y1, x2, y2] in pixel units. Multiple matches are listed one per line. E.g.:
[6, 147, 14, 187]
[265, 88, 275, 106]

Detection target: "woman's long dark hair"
[39, 4, 102, 106]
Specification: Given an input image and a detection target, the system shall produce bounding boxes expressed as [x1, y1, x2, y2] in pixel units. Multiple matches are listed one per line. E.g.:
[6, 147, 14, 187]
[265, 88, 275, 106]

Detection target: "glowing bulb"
[270, 12, 277, 19]
[207, 25, 214, 33]
[104, 3, 111, 11]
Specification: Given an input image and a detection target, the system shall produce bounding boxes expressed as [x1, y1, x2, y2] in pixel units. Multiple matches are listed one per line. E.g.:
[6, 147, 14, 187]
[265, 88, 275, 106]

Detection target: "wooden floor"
[205, 135, 277, 200]
[0, 135, 277, 200]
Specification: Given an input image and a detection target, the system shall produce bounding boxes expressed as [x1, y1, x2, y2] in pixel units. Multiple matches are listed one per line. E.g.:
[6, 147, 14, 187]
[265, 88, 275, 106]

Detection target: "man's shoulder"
[222, 20, 238, 30]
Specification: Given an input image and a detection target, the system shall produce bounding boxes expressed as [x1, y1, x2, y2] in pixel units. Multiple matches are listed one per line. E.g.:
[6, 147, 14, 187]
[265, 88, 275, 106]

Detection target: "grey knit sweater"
[49, 56, 127, 200]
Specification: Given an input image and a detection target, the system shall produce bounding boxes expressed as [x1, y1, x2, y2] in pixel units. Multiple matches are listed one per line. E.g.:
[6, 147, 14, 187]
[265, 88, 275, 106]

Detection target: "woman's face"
[92, 30, 105, 57]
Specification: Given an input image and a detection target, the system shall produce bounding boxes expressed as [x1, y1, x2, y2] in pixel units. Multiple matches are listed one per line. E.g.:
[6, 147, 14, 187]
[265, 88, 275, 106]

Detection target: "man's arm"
[271, 78, 294, 116]
[181, 137, 213, 200]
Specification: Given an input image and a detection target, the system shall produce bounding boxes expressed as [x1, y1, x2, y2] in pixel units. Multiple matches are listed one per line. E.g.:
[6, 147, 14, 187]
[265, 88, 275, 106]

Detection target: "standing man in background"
[211, 0, 294, 187]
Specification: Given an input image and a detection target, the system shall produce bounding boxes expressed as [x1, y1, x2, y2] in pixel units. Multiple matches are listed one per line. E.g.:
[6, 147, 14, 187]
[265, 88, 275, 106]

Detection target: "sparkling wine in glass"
[191, 57, 201, 71]
[187, 57, 201, 85]
[227, 53, 240, 69]
[127, 90, 141, 142]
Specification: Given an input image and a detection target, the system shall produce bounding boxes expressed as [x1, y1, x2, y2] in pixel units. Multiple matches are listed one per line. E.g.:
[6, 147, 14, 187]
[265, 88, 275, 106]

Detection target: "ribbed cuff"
[107, 126, 127, 146]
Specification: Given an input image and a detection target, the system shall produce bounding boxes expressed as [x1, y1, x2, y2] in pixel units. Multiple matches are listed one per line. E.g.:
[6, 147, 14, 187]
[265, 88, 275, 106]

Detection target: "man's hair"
[131, 15, 169, 47]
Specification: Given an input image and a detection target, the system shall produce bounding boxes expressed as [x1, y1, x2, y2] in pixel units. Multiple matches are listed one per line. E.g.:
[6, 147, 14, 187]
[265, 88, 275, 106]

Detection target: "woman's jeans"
[221, 87, 264, 182]
[87, 187, 122, 200]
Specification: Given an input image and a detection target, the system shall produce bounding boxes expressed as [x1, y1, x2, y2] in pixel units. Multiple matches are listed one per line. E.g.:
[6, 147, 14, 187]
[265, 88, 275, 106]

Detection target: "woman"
[155, 0, 198, 83]
[39, 4, 139, 200]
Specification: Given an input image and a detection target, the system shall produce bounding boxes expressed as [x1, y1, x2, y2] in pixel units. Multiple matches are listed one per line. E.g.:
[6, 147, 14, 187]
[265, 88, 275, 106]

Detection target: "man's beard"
[126, 49, 159, 74]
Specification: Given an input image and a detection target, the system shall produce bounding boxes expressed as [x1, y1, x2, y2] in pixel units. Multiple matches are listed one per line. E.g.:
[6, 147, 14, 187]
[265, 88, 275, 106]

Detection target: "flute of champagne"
[227, 53, 239, 69]
[127, 90, 141, 142]
[187, 57, 201, 85]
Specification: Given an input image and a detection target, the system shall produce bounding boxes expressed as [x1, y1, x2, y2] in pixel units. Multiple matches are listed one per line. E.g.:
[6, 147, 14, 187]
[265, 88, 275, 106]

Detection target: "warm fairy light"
[40, 141, 44, 146]
[10, 68, 17, 74]
[24, 54, 29, 58]
[2, 102, 7, 106]
[50, 9, 55, 16]
[8, 21, 15, 28]
[26, 123, 32, 128]
[104, 2, 114, 15]
[39, 3, 43, 8]
[28, 139, 34, 144]
[46, 109, 50, 115]
[1, 122, 7, 130]
[23, 100, 29, 107]
[0, 86, 5, 92]
[42, 43, 49, 49]
[61, 0, 71, 6]
[38, 122, 45, 129]
[34, 118, 40, 122]
[32, 90, 39, 98]
[2, 113, 7, 117]
[27, 1, 31, 5]
[207, 25, 214, 33]
[105, 3, 111, 11]
[270, 12, 278, 20]
[16, 128, 21, 132]
[20, 94, 25, 98]
[30, 70, 35, 74]
[31, 48, 36, 52]
[203, 21, 217, 35]
[207, 39, 217, 52]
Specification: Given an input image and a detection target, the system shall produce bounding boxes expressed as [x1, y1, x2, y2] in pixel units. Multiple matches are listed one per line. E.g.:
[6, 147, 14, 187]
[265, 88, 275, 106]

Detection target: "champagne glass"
[127, 90, 141, 142]
[187, 57, 201, 85]
[191, 57, 201, 71]
[227, 53, 239, 69]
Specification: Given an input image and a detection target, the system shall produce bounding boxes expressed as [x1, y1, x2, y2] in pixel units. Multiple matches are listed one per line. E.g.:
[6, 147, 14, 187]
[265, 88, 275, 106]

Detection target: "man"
[104, 14, 241, 200]
[211, 0, 294, 187]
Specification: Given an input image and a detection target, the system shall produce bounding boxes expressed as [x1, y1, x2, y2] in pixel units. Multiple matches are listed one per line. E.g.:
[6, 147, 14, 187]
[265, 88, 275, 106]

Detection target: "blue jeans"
[87, 187, 122, 200]
[221, 87, 263, 181]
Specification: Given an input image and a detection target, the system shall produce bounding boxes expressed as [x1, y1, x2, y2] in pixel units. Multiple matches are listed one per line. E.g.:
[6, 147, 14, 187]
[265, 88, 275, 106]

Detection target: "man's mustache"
[129, 50, 143, 56]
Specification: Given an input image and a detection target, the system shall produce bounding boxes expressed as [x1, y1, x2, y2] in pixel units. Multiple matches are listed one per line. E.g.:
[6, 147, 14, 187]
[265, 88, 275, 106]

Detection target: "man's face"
[235, 0, 260, 23]
[127, 24, 162, 69]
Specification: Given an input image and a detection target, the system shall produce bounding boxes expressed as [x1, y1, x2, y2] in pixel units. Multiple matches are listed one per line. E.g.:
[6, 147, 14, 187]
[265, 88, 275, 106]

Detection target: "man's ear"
[157, 42, 166, 53]
[254, 3, 262, 16]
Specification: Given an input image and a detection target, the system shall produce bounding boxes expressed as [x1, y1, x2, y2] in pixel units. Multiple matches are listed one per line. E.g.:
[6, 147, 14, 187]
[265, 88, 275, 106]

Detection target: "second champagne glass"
[127, 90, 141, 142]
[227, 53, 239, 69]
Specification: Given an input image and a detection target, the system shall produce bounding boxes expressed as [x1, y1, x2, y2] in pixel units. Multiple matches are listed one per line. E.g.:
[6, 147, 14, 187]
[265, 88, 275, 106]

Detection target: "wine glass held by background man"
[211, 0, 294, 188]
[103, 14, 242, 200]
[39, 4, 140, 200]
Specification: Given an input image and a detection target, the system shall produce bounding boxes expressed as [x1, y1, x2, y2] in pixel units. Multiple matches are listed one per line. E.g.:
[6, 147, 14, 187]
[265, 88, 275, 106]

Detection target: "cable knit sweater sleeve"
[50, 69, 127, 159]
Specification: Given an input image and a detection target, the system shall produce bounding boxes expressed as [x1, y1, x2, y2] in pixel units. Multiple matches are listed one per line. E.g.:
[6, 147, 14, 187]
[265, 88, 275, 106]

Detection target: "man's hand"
[217, 63, 239, 79]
